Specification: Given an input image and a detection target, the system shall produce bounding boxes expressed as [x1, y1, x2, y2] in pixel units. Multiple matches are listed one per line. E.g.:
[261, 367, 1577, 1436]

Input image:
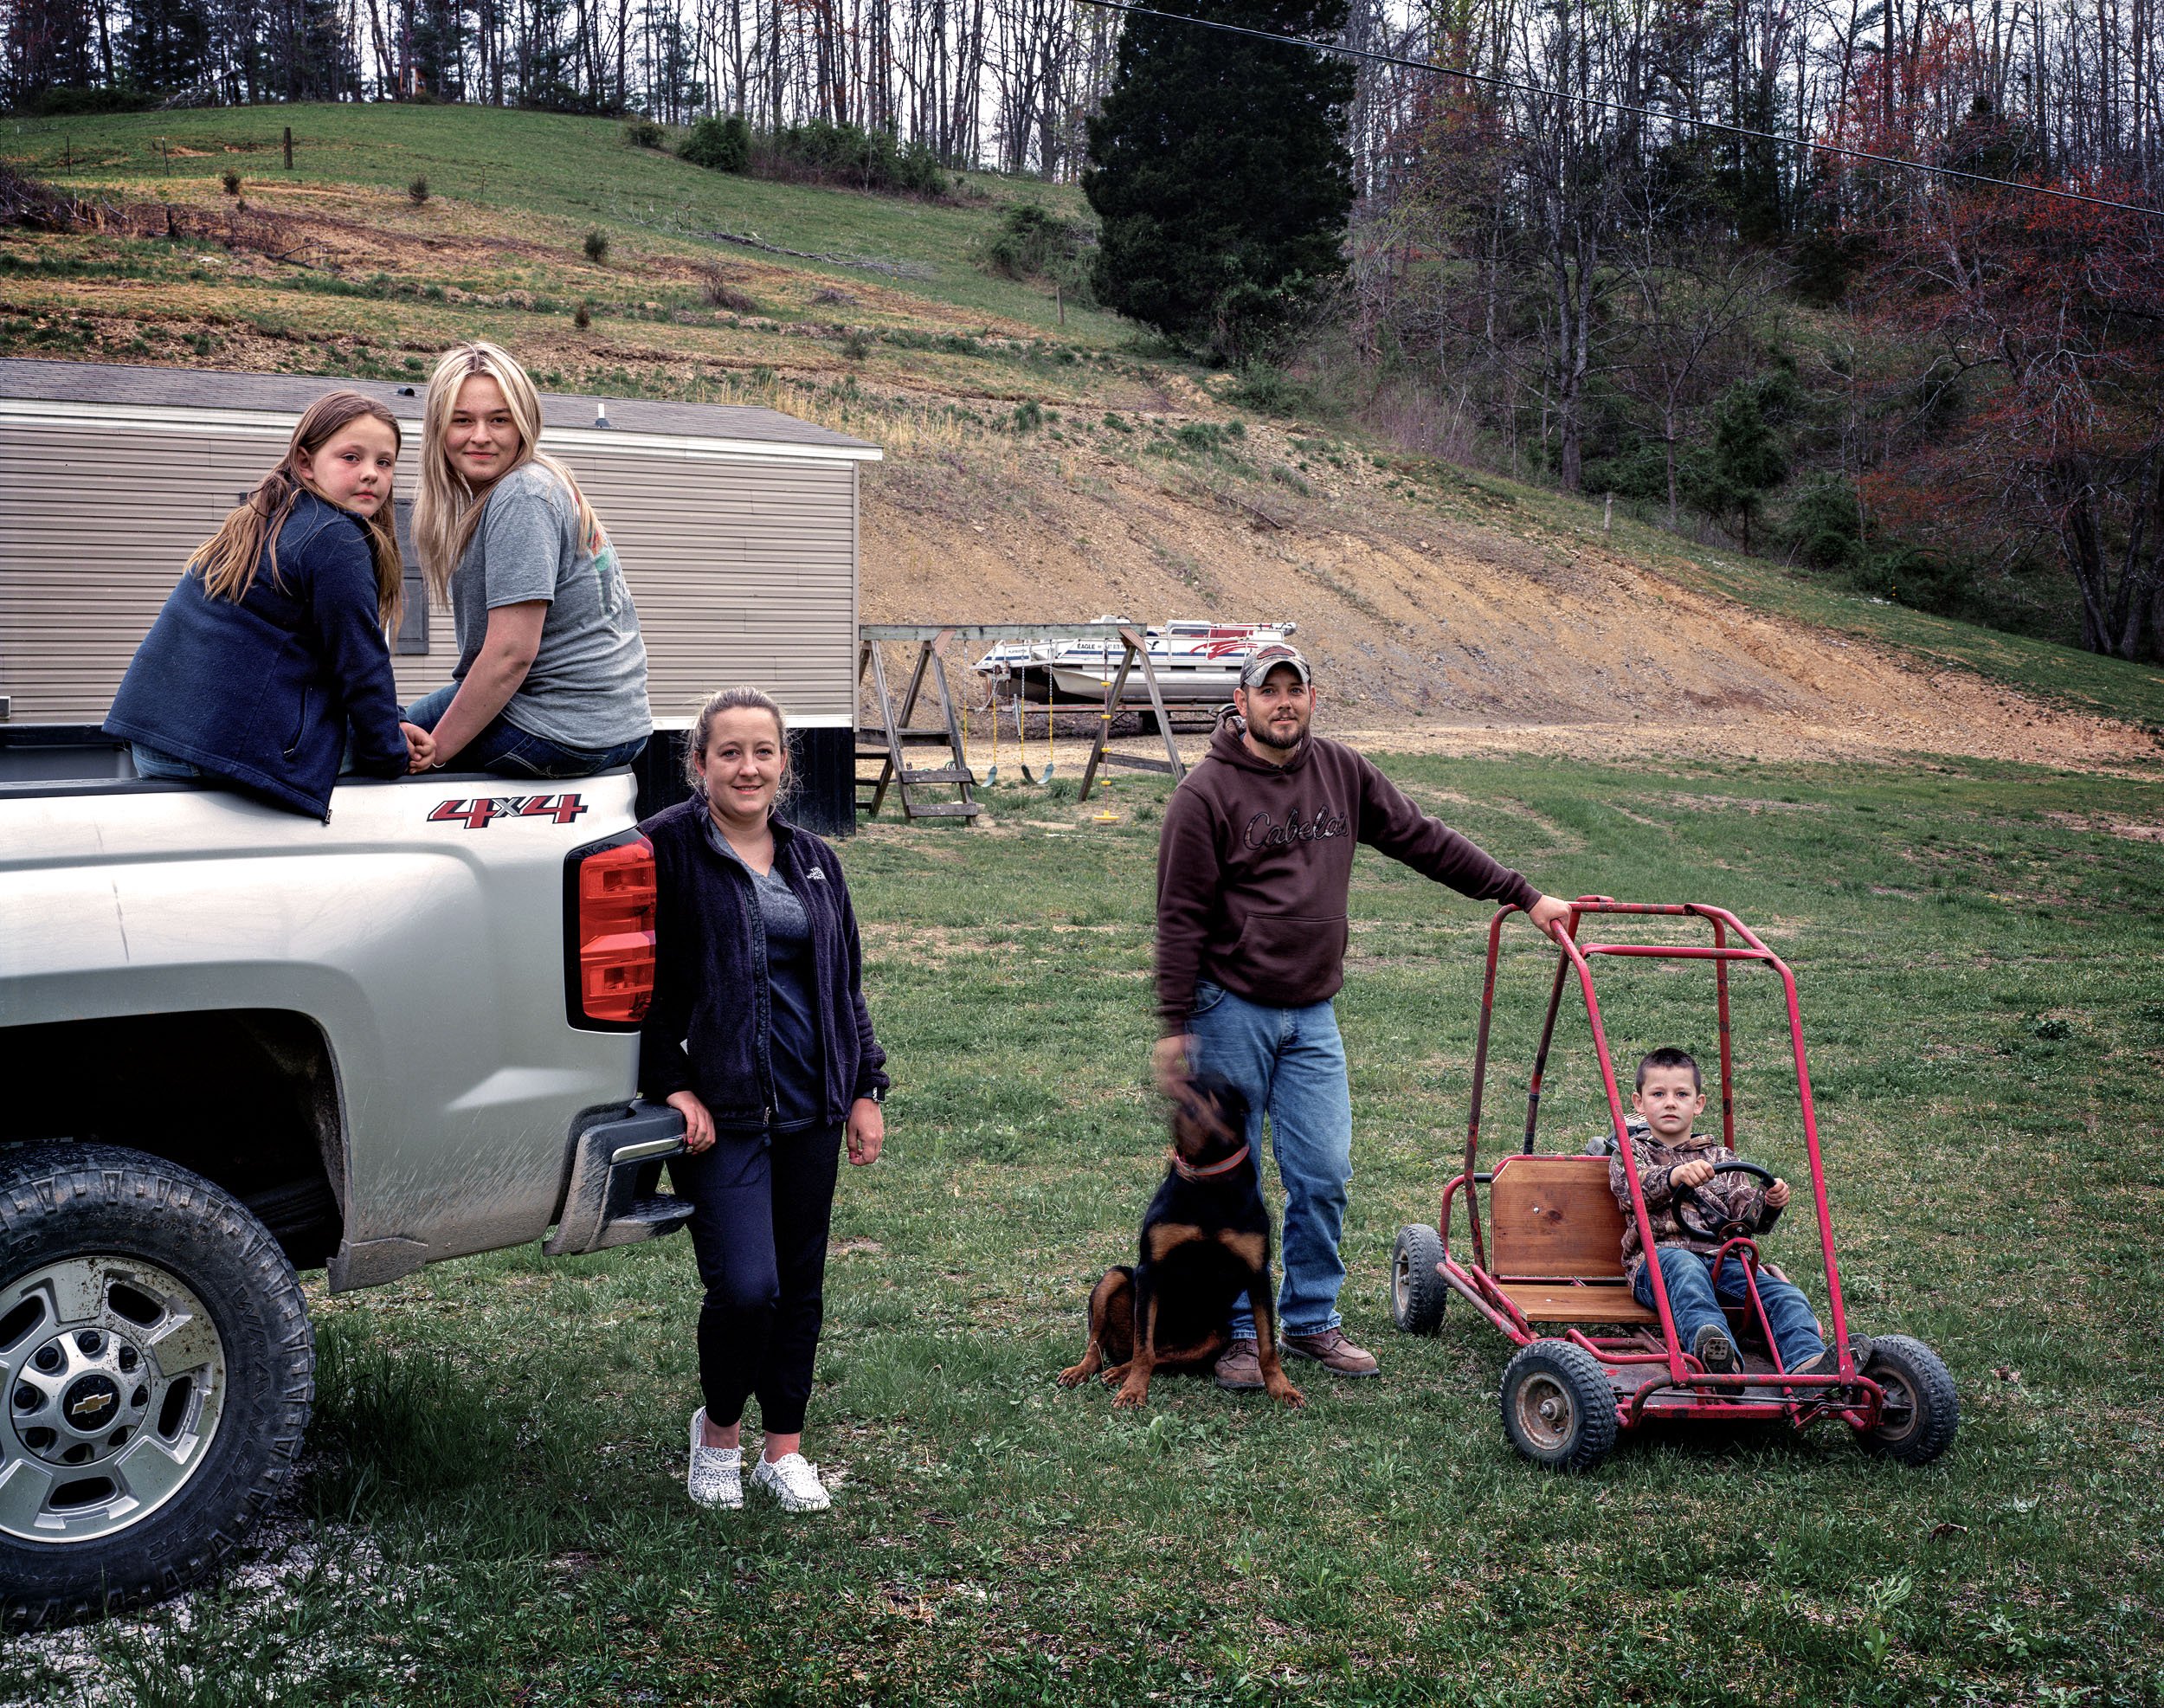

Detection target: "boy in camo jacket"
[1610, 1047, 1863, 1379]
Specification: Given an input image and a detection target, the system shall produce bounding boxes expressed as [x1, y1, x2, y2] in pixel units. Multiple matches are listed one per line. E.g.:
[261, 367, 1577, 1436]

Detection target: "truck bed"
[0, 725, 689, 817]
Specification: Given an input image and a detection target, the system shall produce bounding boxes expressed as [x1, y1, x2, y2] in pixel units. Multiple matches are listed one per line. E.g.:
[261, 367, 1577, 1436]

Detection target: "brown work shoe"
[1282, 1327, 1381, 1378]
[1213, 1338, 1265, 1391]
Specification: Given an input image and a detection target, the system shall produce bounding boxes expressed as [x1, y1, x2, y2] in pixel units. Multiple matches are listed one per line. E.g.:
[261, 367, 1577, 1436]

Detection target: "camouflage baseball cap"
[1238, 643, 1311, 690]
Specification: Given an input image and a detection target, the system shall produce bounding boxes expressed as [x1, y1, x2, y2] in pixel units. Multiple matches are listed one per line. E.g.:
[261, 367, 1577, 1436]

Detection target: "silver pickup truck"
[0, 725, 689, 1627]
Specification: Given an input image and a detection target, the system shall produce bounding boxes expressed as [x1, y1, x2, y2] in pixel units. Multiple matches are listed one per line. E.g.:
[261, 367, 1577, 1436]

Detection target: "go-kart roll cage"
[1438, 897, 1882, 1428]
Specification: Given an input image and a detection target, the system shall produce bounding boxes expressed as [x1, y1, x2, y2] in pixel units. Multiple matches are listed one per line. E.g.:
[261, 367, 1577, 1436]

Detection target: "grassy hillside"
[3, 101, 2161, 757]
[4, 104, 1114, 337]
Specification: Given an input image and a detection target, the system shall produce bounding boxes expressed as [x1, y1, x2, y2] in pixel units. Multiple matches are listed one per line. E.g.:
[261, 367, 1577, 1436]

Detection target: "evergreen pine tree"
[121, 0, 209, 94]
[1689, 383, 1787, 553]
[3, 0, 96, 105]
[1083, 0, 1354, 362]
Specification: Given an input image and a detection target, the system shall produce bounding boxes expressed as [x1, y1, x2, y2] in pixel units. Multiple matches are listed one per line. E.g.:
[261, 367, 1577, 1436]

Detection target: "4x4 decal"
[428, 794, 589, 829]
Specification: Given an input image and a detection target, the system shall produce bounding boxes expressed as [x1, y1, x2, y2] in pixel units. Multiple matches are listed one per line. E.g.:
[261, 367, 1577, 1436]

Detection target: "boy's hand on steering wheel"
[1764, 1177, 1791, 1210]
[1670, 1157, 1717, 1189]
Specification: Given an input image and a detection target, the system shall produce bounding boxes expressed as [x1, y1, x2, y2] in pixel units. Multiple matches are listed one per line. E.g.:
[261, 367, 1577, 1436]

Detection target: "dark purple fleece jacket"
[1154, 720, 1539, 1029]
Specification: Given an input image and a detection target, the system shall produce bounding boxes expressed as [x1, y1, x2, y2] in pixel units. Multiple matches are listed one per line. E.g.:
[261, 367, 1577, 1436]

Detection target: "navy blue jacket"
[105, 492, 408, 819]
[637, 799, 889, 1131]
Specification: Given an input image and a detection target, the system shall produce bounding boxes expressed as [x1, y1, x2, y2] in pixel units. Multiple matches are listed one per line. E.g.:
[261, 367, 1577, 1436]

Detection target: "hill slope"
[4, 103, 2161, 770]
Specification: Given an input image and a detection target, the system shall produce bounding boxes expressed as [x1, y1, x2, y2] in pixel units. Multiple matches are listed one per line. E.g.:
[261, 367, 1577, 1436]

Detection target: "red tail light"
[567, 835, 656, 1027]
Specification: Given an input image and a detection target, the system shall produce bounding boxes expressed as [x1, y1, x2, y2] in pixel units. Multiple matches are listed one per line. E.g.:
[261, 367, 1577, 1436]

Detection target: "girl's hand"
[667, 1090, 716, 1155]
[846, 1097, 884, 1167]
[402, 723, 438, 772]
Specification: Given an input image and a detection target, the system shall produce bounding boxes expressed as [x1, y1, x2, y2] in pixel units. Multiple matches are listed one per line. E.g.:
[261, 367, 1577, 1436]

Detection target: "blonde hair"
[686, 686, 794, 806]
[190, 390, 403, 629]
[411, 341, 604, 603]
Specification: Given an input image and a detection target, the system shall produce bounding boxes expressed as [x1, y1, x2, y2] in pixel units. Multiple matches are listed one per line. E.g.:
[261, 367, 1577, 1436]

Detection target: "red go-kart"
[1390, 898, 1958, 1472]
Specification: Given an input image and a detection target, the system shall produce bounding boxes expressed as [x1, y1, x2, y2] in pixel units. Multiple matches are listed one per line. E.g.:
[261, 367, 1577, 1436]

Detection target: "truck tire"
[0, 1144, 313, 1629]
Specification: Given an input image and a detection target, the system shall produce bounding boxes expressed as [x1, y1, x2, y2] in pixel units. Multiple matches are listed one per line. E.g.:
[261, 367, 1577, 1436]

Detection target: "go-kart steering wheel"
[1671, 1159, 1777, 1242]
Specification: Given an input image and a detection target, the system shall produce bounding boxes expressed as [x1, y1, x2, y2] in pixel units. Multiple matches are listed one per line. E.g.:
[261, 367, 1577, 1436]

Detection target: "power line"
[1076, 0, 2164, 222]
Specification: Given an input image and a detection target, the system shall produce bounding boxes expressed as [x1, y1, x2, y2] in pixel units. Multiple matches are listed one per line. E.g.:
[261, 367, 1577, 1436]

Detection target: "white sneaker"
[687, 1408, 743, 1509]
[749, 1451, 831, 1512]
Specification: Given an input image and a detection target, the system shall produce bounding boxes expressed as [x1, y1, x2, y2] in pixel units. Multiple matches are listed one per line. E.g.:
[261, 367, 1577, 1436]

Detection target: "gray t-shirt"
[449, 461, 652, 751]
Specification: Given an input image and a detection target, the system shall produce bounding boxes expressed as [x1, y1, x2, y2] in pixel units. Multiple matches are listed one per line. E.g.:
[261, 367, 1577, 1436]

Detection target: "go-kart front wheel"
[1859, 1334, 1958, 1466]
[1389, 1225, 1447, 1335]
[1499, 1340, 1618, 1473]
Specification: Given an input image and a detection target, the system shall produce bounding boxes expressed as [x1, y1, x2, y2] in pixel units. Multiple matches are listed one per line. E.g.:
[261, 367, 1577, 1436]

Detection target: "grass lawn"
[7, 752, 2161, 1706]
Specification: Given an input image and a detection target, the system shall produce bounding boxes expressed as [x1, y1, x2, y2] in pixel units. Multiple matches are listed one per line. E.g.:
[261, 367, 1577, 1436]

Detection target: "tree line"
[1, 0, 1126, 176]
[1324, 0, 2164, 660]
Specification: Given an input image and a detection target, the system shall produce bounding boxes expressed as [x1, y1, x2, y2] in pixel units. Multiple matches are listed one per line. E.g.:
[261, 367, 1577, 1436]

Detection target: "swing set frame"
[856, 623, 1189, 821]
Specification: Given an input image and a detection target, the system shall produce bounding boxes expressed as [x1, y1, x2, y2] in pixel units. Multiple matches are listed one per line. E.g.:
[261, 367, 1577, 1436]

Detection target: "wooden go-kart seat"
[1485, 1154, 1658, 1325]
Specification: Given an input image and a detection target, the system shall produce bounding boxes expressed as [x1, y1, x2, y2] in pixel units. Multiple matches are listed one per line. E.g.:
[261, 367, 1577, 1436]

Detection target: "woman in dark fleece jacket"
[640, 686, 888, 1515]
[104, 390, 430, 819]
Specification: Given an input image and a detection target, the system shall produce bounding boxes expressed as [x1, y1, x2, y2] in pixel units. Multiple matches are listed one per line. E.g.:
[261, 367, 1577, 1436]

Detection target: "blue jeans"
[131, 742, 203, 779]
[405, 684, 647, 780]
[1185, 979, 1353, 1338]
[1633, 1246, 1826, 1369]
[136, 741, 367, 781]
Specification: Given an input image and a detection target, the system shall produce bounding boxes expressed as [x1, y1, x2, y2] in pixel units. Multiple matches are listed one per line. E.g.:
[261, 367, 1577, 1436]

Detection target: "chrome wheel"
[0, 1255, 227, 1545]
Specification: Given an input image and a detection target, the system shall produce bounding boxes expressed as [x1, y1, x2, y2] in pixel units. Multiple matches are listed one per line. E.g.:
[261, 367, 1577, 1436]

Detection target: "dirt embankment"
[861, 447, 2160, 773]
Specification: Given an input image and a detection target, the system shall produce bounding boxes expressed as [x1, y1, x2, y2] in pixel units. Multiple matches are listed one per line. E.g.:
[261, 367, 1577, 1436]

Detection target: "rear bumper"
[544, 1100, 692, 1256]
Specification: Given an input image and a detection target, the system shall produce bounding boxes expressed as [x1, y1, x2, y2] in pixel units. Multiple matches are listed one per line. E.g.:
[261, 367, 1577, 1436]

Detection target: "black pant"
[669, 1124, 841, 1436]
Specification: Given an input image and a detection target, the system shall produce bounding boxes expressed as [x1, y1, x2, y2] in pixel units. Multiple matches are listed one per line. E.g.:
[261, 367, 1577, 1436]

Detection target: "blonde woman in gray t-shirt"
[406, 342, 652, 777]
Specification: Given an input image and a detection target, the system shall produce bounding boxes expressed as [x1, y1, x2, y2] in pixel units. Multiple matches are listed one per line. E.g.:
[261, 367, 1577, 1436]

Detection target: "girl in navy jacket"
[106, 390, 431, 819]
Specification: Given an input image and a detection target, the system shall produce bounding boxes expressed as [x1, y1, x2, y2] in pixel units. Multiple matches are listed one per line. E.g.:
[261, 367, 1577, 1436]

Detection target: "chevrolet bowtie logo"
[68, 1391, 116, 1423]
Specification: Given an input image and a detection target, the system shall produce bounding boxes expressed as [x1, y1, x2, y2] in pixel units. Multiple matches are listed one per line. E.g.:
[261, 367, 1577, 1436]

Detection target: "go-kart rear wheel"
[1499, 1340, 1618, 1473]
[1389, 1225, 1447, 1335]
[1859, 1334, 1958, 1466]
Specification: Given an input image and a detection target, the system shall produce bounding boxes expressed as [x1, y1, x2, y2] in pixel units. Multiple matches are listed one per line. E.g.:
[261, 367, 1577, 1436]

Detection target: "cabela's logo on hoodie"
[1245, 807, 1351, 849]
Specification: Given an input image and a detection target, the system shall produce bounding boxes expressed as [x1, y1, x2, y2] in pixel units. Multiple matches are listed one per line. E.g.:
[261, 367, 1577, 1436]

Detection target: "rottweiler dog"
[1058, 1071, 1304, 1411]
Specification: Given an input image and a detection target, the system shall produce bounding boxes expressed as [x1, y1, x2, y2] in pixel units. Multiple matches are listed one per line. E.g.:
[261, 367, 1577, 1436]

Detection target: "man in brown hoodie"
[1154, 646, 1572, 1388]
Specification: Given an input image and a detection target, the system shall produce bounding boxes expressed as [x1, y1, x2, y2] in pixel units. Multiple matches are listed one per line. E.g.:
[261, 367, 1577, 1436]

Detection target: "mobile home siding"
[0, 422, 861, 729]
[516, 451, 860, 727]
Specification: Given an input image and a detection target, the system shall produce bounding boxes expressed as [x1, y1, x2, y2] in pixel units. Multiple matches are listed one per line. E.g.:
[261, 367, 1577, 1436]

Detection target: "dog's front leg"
[1059, 1268, 1124, 1388]
[1112, 1266, 1157, 1409]
[1248, 1275, 1306, 1411]
[1059, 1342, 1105, 1388]
[1217, 1230, 1304, 1408]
